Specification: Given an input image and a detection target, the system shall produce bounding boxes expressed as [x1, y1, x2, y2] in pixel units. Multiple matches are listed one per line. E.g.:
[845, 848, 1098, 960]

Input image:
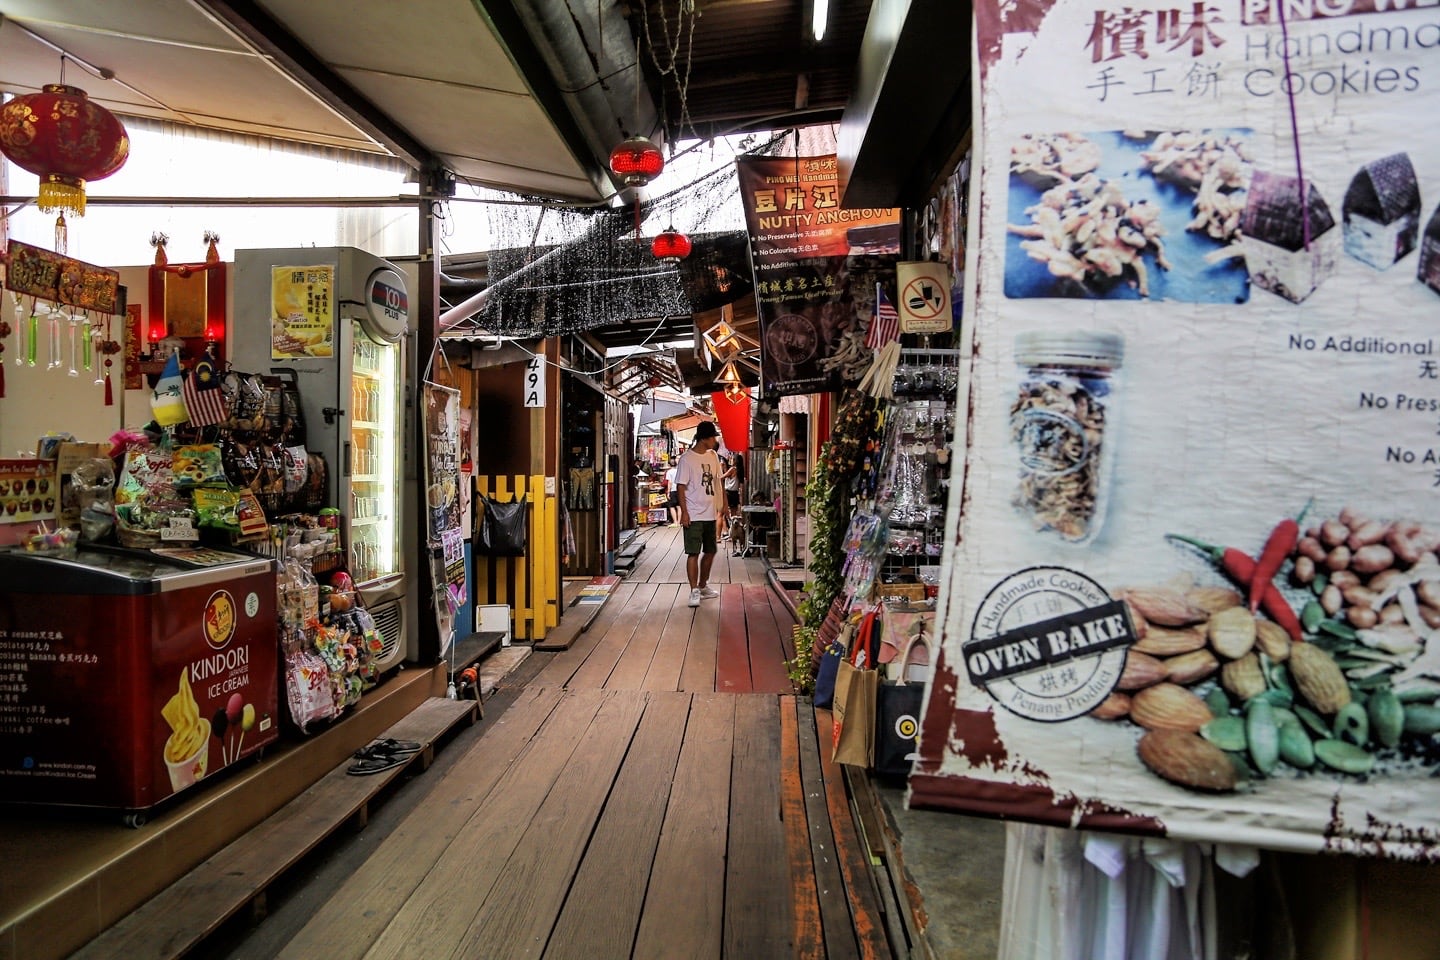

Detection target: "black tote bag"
[478, 492, 528, 557]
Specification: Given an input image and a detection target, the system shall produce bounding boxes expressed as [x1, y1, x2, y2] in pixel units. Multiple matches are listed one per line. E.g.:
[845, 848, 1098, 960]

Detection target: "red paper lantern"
[0, 84, 129, 216]
[609, 136, 664, 187]
[651, 229, 692, 264]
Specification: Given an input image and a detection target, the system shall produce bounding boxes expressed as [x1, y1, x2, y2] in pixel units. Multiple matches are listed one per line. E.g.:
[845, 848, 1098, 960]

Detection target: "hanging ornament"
[650, 227, 692, 265]
[204, 230, 221, 264]
[100, 314, 120, 406]
[0, 84, 129, 217]
[608, 136, 664, 187]
[0, 316, 9, 398]
[150, 231, 169, 266]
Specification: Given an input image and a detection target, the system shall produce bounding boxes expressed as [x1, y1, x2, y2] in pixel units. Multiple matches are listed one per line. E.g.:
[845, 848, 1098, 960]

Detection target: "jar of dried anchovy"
[1011, 331, 1124, 545]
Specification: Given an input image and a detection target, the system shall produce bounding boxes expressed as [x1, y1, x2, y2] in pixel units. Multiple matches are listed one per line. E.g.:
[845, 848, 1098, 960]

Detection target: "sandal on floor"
[353, 738, 422, 761]
[346, 753, 408, 776]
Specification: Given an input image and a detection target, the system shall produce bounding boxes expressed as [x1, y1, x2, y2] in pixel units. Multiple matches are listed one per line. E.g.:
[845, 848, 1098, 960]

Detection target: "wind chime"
[0, 58, 131, 403]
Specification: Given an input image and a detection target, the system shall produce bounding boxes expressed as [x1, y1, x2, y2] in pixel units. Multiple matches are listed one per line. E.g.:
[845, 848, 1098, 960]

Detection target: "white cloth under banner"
[999, 825, 1258, 960]
[777, 394, 811, 415]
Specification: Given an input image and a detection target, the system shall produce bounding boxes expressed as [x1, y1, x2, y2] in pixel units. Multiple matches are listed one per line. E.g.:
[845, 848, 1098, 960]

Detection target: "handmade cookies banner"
[915, 0, 1440, 859]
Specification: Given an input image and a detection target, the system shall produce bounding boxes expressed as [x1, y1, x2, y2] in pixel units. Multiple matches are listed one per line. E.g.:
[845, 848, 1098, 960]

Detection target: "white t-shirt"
[676, 448, 725, 521]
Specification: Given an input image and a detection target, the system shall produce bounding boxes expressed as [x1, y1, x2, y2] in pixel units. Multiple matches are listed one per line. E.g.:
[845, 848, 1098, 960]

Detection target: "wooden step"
[68, 697, 480, 960]
[536, 576, 621, 651]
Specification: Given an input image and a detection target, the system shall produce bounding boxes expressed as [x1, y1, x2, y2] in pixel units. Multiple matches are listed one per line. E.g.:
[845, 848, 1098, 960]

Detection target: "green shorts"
[683, 520, 718, 556]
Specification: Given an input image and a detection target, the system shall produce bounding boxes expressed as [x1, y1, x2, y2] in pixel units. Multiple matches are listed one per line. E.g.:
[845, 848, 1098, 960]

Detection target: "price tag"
[160, 518, 199, 542]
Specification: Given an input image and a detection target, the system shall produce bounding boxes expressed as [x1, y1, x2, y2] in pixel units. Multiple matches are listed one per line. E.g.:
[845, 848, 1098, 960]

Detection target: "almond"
[1208, 606, 1257, 660]
[1288, 643, 1352, 715]
[1220, 653, 1266, 702]
[1164, 649, 1220, 686]
[1116, 651, 1168, 691]
[1254, 619, 1291, 663]
[1131, 683, 1214, 731]
[1135, 626, 1207, 657]
[1120, 587, 1209, 627]
[1185, 585, 1243, 615]
[1090, 692, 1131, 720]
[1137, 729, 1238, 792]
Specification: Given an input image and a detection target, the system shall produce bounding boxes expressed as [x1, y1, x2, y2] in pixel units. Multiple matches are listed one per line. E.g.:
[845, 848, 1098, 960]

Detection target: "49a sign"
[965, 567, 1137, 722]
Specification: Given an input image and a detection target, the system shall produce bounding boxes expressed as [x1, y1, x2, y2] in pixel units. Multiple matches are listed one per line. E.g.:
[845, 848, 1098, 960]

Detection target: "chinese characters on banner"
[917, 0, 1440, 858]
[270, 265, 335, 359]
[735, 155, 901, 396]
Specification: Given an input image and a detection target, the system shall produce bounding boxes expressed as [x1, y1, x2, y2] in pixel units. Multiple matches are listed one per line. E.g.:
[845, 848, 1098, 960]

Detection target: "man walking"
[676, 421, 730, 607]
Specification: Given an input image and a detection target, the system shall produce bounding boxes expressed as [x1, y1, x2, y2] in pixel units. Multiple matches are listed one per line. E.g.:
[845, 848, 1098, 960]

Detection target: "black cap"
[694, 421, 719, 440]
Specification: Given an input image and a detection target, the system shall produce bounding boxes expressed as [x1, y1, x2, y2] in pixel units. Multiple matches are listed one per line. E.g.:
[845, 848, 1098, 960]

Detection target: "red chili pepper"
[1247, 502, 1311, 614]
[1167, 535, 1304, 642]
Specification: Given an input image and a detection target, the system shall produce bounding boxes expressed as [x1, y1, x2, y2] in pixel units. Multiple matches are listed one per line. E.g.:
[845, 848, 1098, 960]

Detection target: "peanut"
[1298, 537, 1328, 562]
[1421, 605, 1440, 629]
[1369, 569, 1407, 595]
[1320, 584, 1343, 616]
[1347, 606, 1379, 629]
[1380, 604, 1408, 625]
[1330, 570, 1361, 591]
[1387, 526, 1423, 566]
[1346, 520, 1391, 551]
[1338, 506, 1363, 528]
[1351, 544, 1395, 575]
[1326, 545, 1353, 572]
[1341, 585, 1379, 608]
[1415, 580, 1440, 609]
[1293, 555, 1316, 585]
[1321, 520, 1350, 548]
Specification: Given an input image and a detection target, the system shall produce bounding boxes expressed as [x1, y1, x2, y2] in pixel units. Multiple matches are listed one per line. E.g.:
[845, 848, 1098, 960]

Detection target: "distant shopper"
[664, 461, 679, 525]
[676, 422, 730, 607]
[724, 452, 745, 512]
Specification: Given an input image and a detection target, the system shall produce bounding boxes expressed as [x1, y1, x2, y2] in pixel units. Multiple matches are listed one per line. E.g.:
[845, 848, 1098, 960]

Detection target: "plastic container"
[1011, 330, 1124, 545]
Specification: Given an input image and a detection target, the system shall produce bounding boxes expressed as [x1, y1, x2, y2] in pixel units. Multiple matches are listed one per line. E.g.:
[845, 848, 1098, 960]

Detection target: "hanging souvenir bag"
[828, 388, 879, 482]
[831, 606, 880, 767]
[813, 616, 857, 709]
[478, 491, 528, 556]
[873, 632, 930, 779]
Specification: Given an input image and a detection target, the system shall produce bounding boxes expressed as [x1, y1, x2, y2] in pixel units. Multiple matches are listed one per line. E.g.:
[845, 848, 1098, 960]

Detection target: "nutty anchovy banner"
[735, 155, 901, 397]
[915, 0, 1440, 859]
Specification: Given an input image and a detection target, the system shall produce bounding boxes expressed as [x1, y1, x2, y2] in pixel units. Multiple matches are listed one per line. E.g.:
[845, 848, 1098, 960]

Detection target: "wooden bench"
[69, 696, 480, 960]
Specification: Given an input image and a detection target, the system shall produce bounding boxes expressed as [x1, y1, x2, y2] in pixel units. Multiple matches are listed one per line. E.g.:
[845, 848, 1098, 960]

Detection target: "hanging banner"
[424, 382, 466, 622]
[270, 265, 335, 359]
[896, 261, 954, 334]
[735, 155, 901, 397]
[916, 0, 1440, 860]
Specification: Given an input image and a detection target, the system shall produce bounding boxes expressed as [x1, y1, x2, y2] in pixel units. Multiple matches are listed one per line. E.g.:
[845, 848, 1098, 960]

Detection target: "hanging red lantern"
[0, 84, 129, 216]
[609, 136, 664, 187]
[651, 228, 692, 264]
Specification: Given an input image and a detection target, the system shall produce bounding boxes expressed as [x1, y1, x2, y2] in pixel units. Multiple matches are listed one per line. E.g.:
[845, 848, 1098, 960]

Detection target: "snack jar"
[1010, 330, 1124, 545]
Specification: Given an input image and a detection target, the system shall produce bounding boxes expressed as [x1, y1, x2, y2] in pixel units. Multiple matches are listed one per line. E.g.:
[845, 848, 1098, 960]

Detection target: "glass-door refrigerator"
[232, 247, 412, 671]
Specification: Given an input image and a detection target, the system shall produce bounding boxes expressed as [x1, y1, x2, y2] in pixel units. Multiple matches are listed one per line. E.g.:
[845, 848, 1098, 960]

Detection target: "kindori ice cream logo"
[202, 590, 237, 649]
[966, 567, 1139, 723]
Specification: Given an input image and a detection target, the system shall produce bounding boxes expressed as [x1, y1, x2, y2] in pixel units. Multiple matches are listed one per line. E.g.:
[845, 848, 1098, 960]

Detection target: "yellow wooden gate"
[474, 474, 559, 641]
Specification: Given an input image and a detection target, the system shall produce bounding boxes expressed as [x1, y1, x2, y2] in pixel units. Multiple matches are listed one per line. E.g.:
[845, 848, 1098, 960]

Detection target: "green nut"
[1301, 600, 1325, 633]
[1247, 699, 1280, 776]
[1294, 704, 1331, 739]
[1271, 706, 1299, 729]
[1278, 721, 1316, 769]
[1312, 573, 1329, 596]
[1368, 689, 1404, 749]
[1204, 686, 1232, 718]
[1318, 619, 1359, 643]
[1403, 704, 1440, 736]
[1398, 686, 1440, 705]
[1253, 686, 1294, 709]
[1333, 702, 1369, 748]
[1201, 716, 1247, 752]
[1314, 739, 1375, 775]
[1270, 663, 1295, 696]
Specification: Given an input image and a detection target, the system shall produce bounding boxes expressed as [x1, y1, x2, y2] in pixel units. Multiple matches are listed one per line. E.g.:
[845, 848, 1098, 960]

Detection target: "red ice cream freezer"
[0, 546, 279, 820]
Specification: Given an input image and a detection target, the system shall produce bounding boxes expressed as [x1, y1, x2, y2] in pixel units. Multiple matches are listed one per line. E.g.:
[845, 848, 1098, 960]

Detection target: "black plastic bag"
[478, 493, 528, 556]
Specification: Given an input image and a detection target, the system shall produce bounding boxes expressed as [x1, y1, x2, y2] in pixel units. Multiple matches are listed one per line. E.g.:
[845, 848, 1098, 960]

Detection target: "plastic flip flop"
[346, 753, 407, 776]
[372, 738, 422, 757]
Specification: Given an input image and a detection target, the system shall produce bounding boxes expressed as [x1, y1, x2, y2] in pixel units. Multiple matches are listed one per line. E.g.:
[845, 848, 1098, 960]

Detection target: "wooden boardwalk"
[269, 523, 888, 960]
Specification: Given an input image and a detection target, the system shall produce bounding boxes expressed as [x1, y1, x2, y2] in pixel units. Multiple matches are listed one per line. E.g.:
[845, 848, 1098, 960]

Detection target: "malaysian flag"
[182, 370, 229, 427]
[865, 283, 900, 349]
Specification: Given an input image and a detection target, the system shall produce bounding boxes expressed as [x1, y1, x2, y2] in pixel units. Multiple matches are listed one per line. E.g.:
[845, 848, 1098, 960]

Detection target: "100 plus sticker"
[966, 567, 1138, 722]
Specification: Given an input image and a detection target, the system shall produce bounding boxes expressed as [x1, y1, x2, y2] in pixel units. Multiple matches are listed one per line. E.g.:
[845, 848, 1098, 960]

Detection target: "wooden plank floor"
[261, 524, 888, 960]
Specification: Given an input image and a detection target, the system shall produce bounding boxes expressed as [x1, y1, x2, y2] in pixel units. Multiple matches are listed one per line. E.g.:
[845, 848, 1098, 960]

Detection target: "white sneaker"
[688, 589, 702, 607]
[699, 586, 720, 599]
